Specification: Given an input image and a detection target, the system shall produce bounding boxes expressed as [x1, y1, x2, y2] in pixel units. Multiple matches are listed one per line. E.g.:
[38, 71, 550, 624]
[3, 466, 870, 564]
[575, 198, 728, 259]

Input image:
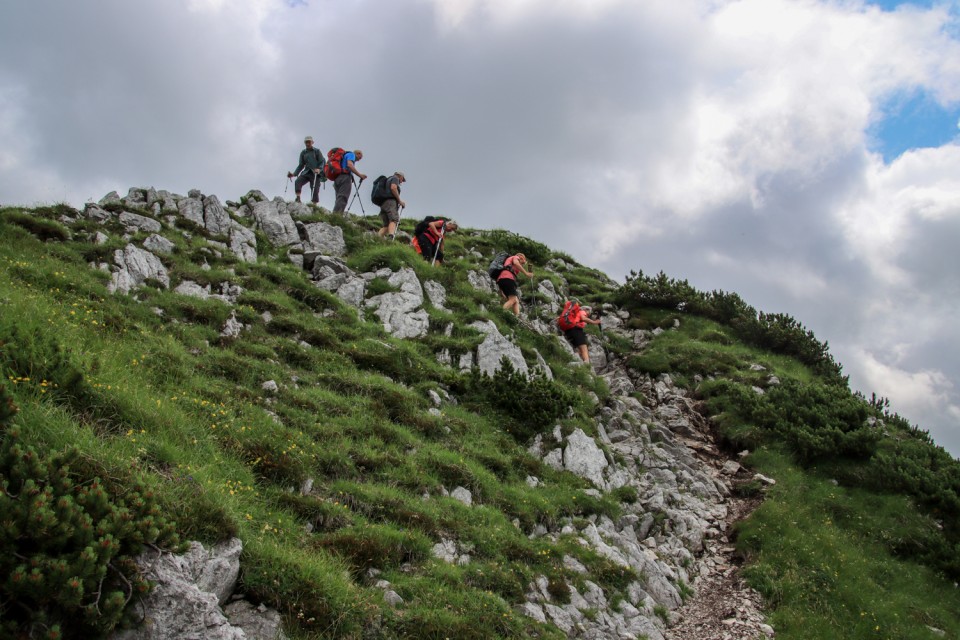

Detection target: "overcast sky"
[2, 0, 959, 456]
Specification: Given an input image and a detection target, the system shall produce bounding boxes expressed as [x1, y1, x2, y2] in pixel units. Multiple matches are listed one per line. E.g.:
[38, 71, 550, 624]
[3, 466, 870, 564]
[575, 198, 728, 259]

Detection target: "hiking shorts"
[379, 199, 399, 225]
[564, 327, 587, 348]
[498, 277, 518, 298]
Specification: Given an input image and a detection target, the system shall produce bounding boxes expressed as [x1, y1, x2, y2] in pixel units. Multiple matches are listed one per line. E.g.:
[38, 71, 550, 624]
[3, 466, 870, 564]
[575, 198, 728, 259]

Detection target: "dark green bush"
[453, 360, 574, 441]
[0, 385, 181, 639]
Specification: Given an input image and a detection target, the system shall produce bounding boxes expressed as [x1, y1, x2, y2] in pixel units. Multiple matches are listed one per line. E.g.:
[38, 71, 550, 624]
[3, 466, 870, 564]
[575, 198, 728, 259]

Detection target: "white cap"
[304, 136, 313, 143]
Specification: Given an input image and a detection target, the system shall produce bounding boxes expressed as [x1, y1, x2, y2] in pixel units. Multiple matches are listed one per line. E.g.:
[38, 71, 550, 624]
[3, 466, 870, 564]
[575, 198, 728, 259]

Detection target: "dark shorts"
[497, 277, 518, 298]
[379, 199, 399, 225]
[417, 235, 443, 262]
[564, 327, 587, 347]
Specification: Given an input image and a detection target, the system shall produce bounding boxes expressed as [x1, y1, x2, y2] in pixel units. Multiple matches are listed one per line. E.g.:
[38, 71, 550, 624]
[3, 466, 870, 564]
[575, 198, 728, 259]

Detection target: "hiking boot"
[295, 196, 301, 203]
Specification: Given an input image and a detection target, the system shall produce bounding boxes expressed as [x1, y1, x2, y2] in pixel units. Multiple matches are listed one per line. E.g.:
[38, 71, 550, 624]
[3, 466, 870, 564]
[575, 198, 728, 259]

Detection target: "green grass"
[3, 204, 960, 640]
[737, 449, 960, 639]
[0, 211, 633, 638]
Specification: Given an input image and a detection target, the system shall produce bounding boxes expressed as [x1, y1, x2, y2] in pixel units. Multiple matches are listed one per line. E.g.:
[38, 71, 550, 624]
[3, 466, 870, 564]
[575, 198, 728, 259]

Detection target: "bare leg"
[578, 344, 590, 362]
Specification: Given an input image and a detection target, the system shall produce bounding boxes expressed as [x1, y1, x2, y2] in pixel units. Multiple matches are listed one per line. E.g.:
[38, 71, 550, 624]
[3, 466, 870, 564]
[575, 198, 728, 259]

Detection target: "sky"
[1, 0, 959, 456]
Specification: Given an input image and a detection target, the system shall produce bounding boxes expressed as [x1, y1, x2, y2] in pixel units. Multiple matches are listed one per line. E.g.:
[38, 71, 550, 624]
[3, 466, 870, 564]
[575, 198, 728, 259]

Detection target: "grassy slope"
[625, 309, 960, 639]
[1, 202, 959, 639]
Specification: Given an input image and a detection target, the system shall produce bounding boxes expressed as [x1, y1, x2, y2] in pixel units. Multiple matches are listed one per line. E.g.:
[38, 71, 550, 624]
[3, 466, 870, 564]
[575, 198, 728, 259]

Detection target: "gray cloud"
[1, 0, 958, 455]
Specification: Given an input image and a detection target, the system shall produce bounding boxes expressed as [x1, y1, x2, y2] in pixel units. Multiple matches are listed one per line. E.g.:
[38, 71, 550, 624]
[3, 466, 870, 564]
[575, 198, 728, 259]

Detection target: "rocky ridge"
[56, 187, 774, 639]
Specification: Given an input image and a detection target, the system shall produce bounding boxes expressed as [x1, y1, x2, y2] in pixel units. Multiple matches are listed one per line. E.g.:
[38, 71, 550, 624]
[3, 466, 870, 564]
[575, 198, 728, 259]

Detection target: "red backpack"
[323, 147, 346, 181]
[557, 300, 581, 331]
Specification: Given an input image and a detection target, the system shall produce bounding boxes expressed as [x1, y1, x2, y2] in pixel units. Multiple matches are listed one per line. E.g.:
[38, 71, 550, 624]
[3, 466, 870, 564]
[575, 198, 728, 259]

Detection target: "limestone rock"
[111, 539, 247, 640]
[365, 268, 429, 339]
[119, 211, 163, 233]
[223, 601, 287, 640]
[298, 221, 346, 266]
[252, 200, 300, 247]
[563, 429, 608, 488]
[469, 320, 528, 376]
[143, 234, 175, 255]
[108, 244, 169, 294]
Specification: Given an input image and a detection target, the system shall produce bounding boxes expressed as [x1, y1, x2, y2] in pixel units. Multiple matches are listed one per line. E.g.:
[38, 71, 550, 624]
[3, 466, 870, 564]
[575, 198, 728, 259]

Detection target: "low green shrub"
[0, 386, 181, 638]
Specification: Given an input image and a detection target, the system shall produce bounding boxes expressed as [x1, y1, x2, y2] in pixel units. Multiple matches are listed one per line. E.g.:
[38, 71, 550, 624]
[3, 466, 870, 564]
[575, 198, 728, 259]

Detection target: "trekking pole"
[284, 175, 291, 195]
[348, 176, 366, 215]
[430, 225, 446, 267]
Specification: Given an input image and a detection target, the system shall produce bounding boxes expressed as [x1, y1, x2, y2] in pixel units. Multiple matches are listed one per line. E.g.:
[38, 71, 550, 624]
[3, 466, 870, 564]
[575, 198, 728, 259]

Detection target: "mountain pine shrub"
[0, 383, 181, 639]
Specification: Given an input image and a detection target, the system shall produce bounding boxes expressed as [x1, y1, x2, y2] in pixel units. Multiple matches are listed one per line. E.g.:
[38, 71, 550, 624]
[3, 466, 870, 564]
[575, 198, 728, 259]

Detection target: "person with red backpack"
[496, 253, 534, 316]
[557, 300, 602, 363]
[413, 217, 458, 265]
[328, 149, 366, 213]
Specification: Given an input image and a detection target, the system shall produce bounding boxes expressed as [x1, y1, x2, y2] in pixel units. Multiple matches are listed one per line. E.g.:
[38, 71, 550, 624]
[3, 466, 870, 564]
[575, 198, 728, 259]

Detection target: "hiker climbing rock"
[496, 253, 533, 316]
[375, 171, 406, 239]
[557, 300, 602, 363]
[412, 217, 458, 265]
[327, 148, 366, 213]
[287, 136, 324, 204]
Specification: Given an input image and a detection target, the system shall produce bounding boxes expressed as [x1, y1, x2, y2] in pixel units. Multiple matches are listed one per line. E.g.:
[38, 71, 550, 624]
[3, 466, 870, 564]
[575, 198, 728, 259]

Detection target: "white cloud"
[2, 0, 960, 454]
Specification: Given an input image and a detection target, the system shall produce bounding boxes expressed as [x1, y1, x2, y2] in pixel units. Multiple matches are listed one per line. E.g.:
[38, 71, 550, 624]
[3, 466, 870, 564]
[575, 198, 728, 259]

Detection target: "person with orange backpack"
[495, 253, 534, 316]
[325, 148, 366, 213]
[412, 217, 458, 265]
[557, 300, 602, 363]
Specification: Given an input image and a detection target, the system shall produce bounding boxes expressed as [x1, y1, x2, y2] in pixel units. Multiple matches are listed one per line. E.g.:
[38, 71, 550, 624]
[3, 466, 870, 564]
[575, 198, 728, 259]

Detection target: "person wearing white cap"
[377, 171, 407, 239]
[287, 136, 324, 203]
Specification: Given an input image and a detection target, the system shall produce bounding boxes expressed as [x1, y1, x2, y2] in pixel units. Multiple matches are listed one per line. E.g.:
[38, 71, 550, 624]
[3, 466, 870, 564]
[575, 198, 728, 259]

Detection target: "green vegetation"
[618, 284, 960, 640]
[2, 199, 959, 640]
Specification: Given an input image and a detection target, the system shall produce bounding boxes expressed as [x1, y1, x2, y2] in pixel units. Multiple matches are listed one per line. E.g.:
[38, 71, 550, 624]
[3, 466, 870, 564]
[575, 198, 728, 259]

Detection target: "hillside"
[1, 188, 959, 640]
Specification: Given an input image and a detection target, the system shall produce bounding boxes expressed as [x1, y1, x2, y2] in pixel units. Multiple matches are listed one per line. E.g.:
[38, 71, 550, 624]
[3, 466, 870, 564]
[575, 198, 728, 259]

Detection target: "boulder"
[203, 195, 231, 236]
[298, 221, 346, 265]
[469, 320, 528, 376]
[223, 601, 287, 640]
[423, 280, 447, 310]
[228, 220, 258, 263]
[365, 268, 429, 339]
[563, 429, 608, 488]
[118, 211, 163, 233]
[177, 197, 205, 227]
[252, 200, 300, 247]
[111, 539, 250, 640]
[143, 234, 175, 255]
[108, 244, 169, 294]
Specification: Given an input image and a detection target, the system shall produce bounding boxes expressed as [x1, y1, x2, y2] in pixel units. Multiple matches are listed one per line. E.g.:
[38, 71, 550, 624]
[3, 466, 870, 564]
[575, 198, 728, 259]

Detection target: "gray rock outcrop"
[365, 268, 429, 339]
[108, 244, 169, 294]
[110, 538, 283, 640]
[252, 200, 299, 247]
[469, 320, 528, 376]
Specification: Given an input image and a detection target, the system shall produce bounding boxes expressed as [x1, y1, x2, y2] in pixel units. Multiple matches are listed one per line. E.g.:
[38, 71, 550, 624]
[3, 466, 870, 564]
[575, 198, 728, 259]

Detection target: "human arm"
[390, 182, 406, 208]
[346, 158, 367, 181]
[515, 257, 534, 278]
[291, 151, 306, 177]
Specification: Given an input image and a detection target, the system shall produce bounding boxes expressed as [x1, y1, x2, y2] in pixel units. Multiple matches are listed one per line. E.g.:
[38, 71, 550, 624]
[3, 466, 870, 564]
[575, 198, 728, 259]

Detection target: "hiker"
[332, 149, 366, 213]
[377, 172, 406, 239]
[414, 217, 458, 265]
[496, 253, 533, 316]
[287, 136, 324, 204]
[558, 300, 602, 363]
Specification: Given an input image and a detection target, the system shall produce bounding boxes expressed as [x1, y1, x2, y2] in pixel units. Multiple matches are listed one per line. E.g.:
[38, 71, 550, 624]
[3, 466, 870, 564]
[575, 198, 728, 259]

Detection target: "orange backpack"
[323, 147, 346, 181]
[557, 300, 581, 331]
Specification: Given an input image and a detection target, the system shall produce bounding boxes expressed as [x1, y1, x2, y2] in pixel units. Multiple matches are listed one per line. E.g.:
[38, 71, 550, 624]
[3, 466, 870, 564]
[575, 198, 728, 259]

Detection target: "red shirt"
[499, 255, 523, 281]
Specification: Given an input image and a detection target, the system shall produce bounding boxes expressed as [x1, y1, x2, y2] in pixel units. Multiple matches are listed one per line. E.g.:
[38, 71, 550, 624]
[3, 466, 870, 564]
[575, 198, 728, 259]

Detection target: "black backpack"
[488, 251, 510, 280]
[414, 216, 442, 236]
[371, 175, 393, 205]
